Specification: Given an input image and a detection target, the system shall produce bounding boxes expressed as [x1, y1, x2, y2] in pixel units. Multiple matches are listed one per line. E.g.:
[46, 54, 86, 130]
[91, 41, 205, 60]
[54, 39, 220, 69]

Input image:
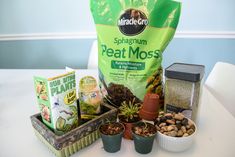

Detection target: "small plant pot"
[139, 93, 160, 121]
[119, 116, 141, 140]
[99, 122, 125, 153]
[121, 121, 134, 140]
[132, 122, 157, 154]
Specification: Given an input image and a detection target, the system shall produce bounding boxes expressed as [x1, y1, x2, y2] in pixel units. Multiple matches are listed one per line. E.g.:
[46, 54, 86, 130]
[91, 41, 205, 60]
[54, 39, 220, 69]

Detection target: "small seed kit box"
[34, 71, 79, 135]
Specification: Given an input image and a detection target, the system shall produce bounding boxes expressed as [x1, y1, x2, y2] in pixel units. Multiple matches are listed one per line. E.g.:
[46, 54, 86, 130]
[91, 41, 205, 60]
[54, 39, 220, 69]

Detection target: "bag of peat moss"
[90, 0, 181, 107]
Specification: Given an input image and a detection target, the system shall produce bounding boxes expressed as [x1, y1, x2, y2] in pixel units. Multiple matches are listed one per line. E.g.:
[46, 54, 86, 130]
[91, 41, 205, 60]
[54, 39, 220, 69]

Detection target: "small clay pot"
[119, 116, 141, 140]
[121, 121, 133, 139]
[139, 93, 160, 121]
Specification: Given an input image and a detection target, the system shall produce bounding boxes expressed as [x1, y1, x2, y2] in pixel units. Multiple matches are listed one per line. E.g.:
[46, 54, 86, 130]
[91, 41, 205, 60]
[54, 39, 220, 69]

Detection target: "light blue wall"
[1, 38, 235, 79]
[162, 38, 235, 78]
[0, 0, 94, 34]
[0, 0, 235, 34]
[178, 0, 235, 31]
[0, 39, 93, 69]
[0, 0, 235, 79]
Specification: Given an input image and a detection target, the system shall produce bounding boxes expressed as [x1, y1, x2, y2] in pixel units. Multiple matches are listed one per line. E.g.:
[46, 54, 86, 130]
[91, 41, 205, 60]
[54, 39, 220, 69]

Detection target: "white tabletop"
[0, 69, 235, 157]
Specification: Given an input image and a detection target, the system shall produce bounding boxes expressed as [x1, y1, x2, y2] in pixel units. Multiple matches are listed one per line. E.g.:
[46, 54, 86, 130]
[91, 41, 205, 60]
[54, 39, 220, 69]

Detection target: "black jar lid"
[165, 63, 205, 82]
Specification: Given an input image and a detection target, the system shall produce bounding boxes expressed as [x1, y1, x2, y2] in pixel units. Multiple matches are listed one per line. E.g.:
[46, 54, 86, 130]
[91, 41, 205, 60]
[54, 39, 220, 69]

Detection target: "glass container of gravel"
[164, 63, 205, 121]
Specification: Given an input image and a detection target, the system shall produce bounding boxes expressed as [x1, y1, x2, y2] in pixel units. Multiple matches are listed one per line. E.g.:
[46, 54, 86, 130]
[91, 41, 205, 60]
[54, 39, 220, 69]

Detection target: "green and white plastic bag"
[90, 0, 181, 107]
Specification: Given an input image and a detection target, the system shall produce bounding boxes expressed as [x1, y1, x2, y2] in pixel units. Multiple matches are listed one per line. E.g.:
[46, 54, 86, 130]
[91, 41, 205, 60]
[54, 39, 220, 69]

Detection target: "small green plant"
[119, 98, 141, 122]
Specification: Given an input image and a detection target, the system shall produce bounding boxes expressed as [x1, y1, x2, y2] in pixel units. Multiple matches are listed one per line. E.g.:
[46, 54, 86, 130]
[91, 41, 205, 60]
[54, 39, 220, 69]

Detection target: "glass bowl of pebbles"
[154, 112, 197, 152]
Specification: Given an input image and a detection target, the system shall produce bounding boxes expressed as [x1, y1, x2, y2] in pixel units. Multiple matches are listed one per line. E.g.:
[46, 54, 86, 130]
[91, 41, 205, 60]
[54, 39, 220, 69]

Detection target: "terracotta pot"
[122, 122, 134, 140]
[139, 93, 160, 121]
[119, 118, 141, 140]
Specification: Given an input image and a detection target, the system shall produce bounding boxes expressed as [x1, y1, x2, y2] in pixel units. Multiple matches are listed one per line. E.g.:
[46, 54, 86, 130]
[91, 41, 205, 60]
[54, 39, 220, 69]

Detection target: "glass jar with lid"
[164, 63, 205, 121]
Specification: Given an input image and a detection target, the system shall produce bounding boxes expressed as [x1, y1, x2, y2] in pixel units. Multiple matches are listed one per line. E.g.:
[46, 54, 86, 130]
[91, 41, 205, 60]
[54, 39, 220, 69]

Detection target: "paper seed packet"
[34, 70, 79, 135]
[77, 71, 103, 119]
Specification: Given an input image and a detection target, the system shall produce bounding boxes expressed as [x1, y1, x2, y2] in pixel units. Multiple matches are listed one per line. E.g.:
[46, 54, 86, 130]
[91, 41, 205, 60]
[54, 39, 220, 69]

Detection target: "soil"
[106, 83, 142, 107]
[100, 122, 124, 135]
[132, 122, 156, 137]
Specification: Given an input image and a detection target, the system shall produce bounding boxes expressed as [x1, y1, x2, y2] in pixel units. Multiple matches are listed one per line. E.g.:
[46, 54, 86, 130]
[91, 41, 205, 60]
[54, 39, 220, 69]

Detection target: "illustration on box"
[34, 71, 79, 135]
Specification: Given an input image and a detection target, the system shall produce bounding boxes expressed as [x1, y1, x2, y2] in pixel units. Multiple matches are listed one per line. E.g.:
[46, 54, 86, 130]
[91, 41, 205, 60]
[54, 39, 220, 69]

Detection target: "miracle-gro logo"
[118, 9, 148, 36]
[118, 17, 148, 26]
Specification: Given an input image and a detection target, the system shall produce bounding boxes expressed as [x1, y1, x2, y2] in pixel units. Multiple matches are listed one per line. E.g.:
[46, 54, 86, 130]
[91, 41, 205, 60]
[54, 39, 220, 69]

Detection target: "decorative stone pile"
[154, 112, 195, 137]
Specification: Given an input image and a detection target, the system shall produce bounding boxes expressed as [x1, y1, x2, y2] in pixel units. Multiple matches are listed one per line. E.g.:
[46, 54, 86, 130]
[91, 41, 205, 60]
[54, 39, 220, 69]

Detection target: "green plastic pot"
[132, 122, 157, 154]
[99, 122, 124, 153]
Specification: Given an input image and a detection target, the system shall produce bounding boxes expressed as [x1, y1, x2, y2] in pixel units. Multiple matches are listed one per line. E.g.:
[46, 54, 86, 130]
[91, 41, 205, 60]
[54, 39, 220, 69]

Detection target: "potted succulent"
[99, 121, 125, 153]
[118, 98, 142, 140]
[132, 122, 157, 154]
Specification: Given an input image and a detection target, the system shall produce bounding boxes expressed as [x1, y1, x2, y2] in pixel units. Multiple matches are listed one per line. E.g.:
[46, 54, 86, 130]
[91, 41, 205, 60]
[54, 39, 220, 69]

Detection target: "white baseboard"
[0, 31, 235, 41]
